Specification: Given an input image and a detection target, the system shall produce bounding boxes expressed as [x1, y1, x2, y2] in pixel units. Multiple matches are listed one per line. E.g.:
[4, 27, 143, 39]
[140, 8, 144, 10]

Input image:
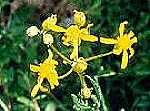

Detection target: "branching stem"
[50, 45, 73, 64]
[58, 68, 73, 79]
[85, 51, 113, 62]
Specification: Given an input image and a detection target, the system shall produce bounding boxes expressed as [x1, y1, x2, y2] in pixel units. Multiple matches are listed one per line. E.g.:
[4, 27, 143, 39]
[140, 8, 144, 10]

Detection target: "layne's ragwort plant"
[26, 10, 137, 111]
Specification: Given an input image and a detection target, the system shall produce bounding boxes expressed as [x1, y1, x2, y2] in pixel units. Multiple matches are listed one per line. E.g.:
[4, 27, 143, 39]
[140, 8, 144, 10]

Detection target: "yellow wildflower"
[42, 14, 66, 32]
[100, 21, 137, 69]
[73, 10, 86, 27]
[30, 50, 59, 97]
[62, 24, 98, 60]
[72, 57, 88, 74]
[26, 26, 40, 37]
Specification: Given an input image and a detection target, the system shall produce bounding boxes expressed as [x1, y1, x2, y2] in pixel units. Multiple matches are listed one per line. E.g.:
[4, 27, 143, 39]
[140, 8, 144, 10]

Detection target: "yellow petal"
[129, 47, 134, 59]
[130, 37, 137, 45]
[73, 10, 86, 27]
[30, 64, 40, 72]
[100, 37, 118, 44]
[47, 72, 59, 90]
[50, 84, 55, 90]
[119, 21, 128, 37]
[80, 33, 98, 42]
[48, 24, 66, 32]
[128, 31, 135, 38]
[49, 14, 57, 25]
[62, 36, 71, 46]
[70, 45, 78, 60]
[80, 24, 93, 34]
[31, 84, 40, 97]
[121, 50, 128, 69]
[113, 46, 122, 55]
[42, 14, 57, 29]
[51, 60, 58, 65]
[40, 86, 48, 92]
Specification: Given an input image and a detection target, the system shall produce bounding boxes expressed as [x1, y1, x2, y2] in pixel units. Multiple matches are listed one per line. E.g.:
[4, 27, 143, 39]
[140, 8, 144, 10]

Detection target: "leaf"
[17, 96, 34, 108]
[45, 102, 56, 111]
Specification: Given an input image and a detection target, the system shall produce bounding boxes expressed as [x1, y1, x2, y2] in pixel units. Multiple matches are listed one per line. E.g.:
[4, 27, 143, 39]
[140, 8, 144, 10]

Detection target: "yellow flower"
[42, 14, 66, 32]
[100, 21, 137, 69]
[72, 57, 88, 74]
[26, 26, 40, 37]
[73, 10, 86, 27]
[43, 33, 54, 45]
[62, 25, 98, 60]
[30, 50, 59, 97]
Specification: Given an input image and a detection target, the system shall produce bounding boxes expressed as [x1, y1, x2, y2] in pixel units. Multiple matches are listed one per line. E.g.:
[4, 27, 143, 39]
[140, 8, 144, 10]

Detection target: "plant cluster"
[26, 10, 137, 110]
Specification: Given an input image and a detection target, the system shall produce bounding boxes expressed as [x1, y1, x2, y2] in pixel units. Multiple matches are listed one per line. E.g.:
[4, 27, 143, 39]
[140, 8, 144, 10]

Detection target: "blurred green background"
[0, 0, 150, 111]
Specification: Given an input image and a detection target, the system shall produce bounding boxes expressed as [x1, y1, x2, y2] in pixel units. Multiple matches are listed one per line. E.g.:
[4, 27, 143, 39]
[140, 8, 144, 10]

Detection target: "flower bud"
[26, 26, 40, 37]
[73, 57, 87, 74]
[81, 86, 92, 99]
[43, 34, 54, 45]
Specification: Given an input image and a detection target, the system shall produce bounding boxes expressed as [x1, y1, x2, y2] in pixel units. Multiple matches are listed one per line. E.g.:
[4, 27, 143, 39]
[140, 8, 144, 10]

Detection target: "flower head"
[73, 10, 86, 27]
[62, 24, 98, 60]
[26, 26, 40, 37]
[30, 50, 59, 97]
[100, 21, 137, 69]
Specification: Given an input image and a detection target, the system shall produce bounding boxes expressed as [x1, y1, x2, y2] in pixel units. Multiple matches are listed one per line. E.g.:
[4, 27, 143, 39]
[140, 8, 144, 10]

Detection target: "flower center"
[39, 63, 52, 78]
[118, 34, 130, 50]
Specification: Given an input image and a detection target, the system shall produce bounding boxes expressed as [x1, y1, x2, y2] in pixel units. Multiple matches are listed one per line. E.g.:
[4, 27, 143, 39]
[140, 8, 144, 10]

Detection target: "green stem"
[85, 51, 113, 62]
[50, 45, 73, 64]
[79, 75, 86, 88]
[58, 68, 73, 79]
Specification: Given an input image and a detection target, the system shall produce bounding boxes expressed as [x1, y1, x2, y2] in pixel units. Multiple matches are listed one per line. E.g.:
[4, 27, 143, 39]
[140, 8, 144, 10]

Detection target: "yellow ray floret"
[73, 10, 86, 27]
[42, 14, 66, 32]
[100, 21, 137, 69]
[30, 50, 59, 97]
[31, 77, 48, 97]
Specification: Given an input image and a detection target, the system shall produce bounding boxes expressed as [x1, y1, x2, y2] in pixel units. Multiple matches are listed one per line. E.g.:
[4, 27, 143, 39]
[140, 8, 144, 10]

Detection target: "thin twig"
[58, 68, 73, 79]
[85, 51, 113, 62]
[50, 45, 73, 64]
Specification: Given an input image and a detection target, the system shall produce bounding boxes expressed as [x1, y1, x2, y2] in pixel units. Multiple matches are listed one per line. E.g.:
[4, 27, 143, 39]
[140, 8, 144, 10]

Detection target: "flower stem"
[58, 68, 73, 79]
[79, 75, 86, 88]
[85, 51, 113, 62]
[50, 45, 73, 64]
